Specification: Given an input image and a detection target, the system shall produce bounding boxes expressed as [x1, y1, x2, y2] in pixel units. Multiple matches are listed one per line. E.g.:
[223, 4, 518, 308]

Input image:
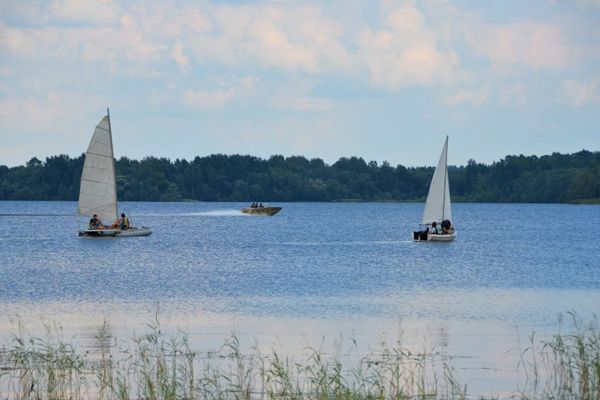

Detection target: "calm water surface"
[1, 201, 599, 396]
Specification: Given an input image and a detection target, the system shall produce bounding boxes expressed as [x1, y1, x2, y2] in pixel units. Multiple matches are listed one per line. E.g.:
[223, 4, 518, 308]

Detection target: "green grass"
[1, 314, 598, 399]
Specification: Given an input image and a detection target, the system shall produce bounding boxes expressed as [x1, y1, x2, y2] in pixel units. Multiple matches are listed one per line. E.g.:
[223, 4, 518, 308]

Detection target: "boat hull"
[241, 207, 282, 216]
[412, 231, 457, 242]
[427, 231, 457, 242]
[116, 227, 153, 237]
[79, 227, 153, 237]
[79, 229, 117, 237]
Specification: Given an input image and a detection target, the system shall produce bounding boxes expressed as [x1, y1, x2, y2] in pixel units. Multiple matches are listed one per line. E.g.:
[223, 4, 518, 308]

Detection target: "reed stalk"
[1, 314, 598, 399]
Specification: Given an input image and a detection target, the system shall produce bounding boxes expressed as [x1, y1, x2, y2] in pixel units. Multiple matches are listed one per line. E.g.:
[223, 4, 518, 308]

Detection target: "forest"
[0, 150, 599, 203]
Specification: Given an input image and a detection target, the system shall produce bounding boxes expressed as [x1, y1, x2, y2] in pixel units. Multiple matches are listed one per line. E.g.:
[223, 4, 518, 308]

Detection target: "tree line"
[0, 150, 599, 203]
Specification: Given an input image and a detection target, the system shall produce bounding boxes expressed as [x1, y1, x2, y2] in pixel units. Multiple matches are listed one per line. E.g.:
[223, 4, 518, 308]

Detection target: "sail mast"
[107, 107, 118, 219]
[78, 111, 118, 222]
[421, 138, 448, 224]
[441, 136, 448, 221]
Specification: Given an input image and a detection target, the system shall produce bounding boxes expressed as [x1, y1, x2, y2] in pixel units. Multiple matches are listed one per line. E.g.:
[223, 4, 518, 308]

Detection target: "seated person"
[258, 203, 264, 208]
[441, 219, 454, 234]
[119, 213, 130, 230]
[429, 221, 439, 234]
[89, 214, 103, 229]
[109, 213, 130, 229]
[250, 202, 257, 208]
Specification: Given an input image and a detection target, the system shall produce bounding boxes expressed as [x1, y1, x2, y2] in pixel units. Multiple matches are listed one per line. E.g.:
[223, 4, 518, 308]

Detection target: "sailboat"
[78, 109, 152, 237]
[413, 136, 456, 242]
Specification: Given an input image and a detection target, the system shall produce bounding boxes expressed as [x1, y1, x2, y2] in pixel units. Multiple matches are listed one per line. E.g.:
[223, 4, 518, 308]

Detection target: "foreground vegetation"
[0, 315, 598, 399]
[0, 150, 599, 203]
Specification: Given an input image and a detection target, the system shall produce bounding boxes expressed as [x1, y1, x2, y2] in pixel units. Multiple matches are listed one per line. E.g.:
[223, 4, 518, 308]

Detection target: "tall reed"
[6, 321, 85, 400]
[518, 312, 600, 399]
[1, 314, 598, 399]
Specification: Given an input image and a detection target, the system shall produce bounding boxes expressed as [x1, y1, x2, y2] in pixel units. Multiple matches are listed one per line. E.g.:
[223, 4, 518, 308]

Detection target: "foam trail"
[125, 209, 248, 217]
[0, 213, 74, 217]
[186, 210, 248, 217]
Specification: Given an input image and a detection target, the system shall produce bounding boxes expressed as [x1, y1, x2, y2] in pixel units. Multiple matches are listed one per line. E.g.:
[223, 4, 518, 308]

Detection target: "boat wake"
[184, 210, 248, 217]
[116, 210, 248, 217]
[0, 213, 74, 217]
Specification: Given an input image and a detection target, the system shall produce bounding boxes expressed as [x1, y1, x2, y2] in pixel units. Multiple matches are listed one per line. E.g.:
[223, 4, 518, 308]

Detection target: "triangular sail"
[78, 114, 118, 222]
[421, 137, 452, 224]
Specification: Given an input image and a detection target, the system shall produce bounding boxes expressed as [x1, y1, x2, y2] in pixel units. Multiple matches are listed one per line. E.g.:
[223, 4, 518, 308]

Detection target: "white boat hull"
[116, 227, 153, 237]
[427, 231, 457, 242]
[412, 230, 457, 242]
[79, 227, 152, 237]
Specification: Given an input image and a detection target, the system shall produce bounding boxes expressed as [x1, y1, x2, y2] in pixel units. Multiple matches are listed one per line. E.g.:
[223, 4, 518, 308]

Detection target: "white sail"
[78, 114, 118, 222]
[421, 137, 452, 224]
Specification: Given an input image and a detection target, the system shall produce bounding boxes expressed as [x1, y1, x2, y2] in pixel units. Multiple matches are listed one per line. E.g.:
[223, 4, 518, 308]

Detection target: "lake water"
[1, 201, 599, 397]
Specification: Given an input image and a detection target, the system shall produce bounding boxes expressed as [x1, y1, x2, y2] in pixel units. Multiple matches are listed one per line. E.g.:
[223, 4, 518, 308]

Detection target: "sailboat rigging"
[78, 109, 152, 237]
[413, 136, 457, 242]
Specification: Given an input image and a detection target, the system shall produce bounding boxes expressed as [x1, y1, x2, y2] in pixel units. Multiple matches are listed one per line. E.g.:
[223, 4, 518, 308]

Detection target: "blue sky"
[1, 0, 599, 167]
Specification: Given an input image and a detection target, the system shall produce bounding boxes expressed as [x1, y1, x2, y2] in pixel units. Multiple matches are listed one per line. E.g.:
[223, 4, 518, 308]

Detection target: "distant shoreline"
[1, 150, 598, 203]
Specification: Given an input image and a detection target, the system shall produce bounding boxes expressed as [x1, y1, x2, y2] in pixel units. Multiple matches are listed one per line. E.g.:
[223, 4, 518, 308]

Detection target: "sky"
[1, 0, 599, 168]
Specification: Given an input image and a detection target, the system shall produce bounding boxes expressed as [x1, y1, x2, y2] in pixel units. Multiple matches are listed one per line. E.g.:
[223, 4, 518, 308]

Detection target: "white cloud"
[235, 116, 339, 154]
[46, 0, 120, 26]
[1, 0, 600, 168]
[0, 94, 62, 131]
[183, 89, 235, 111]
[171, 43, 189, 71]
[466, 21, 573, 71]
[575, 0, 600, 9]
[181, 75, 259, 111]
[270, 93, 334, 112]
[0, 23, 38, 58]
[357, 2, 459, 90]
[0, 91, 111, 166]
[0, 0, 594, 88]
[0, 2, 356, 81]
[0, 91, 106, 133]
[499, 84, 527, 106]
[186, 4, 354, 75]
[562, 78, 600, 106]
[0, 65, 11, 77]
[441, 85, 489, 107]
[0, 18, 164, 78]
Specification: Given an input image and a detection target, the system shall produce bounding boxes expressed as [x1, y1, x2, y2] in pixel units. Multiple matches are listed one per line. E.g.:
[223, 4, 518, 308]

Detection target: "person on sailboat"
[441, 219, 453, 234]
[119, 213, 130, 230]
[429, 221, 439, 234]
[108, 213, 129, 229]
[89, 214, 103, 229]
[414, 225, 428, 240]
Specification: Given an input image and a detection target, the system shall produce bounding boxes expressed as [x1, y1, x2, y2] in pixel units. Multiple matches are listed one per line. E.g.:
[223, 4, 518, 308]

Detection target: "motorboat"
[241, 205, 282, 216]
